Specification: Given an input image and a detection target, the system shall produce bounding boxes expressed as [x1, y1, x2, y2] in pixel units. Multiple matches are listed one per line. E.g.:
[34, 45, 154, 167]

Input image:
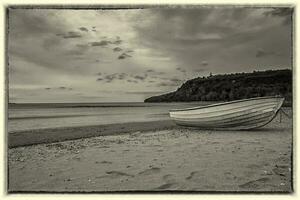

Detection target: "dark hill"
[144, 69, 292, 104]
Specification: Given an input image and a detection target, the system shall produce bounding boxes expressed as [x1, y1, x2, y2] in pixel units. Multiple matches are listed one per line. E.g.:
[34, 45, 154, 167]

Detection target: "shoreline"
[8, 120, 176, 148]
[8, 107, 293, 148]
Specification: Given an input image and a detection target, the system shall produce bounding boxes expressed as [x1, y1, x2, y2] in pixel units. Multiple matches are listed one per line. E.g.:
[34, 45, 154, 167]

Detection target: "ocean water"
[8, 102, 212, 132]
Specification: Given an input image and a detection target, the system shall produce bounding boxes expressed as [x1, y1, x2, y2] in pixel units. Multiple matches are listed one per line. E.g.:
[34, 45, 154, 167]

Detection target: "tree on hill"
[144, 69, 292, 104]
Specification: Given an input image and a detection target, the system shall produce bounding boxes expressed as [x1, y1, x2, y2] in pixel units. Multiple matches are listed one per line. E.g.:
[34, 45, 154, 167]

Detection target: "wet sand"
[8, 108, 292, 192]
[8, 120, 176, 148]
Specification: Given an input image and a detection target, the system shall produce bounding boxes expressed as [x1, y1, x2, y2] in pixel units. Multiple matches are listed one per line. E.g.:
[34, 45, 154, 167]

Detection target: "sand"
[8, 120, 176, 148]
[8, 108, 293, 192]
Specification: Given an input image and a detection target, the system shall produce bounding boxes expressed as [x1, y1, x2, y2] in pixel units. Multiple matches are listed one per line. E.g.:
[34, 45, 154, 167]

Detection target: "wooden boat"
[169, 96, 284, 130]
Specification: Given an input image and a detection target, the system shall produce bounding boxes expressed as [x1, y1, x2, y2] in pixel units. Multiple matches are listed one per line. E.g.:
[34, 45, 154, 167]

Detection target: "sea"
[8, 102, 213, 133]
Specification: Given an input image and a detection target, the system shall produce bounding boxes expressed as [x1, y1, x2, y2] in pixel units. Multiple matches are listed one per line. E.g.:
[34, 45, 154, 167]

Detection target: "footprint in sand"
[71, 156, 81, 161]
[210, 141, 220, 144]
[162, 174, 176, 183]
[265, 149, 277, 153]
[95, 160, 112, 164]
[138, 167, 161, 176]
[275, 156, 290, 163]
[246, 163, 261, 169]
[185, 171, 200, 181]
[97, 146, 110, 149]
[154, 183, 179, 190]
[238, 177, 270, 189]
[96, 171, 134, 179]
[151, 174, 179, 190]
[272, 164, 290, 176]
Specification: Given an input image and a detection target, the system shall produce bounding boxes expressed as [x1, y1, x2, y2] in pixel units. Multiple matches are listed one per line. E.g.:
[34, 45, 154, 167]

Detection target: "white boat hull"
[169, 96, 284, 130]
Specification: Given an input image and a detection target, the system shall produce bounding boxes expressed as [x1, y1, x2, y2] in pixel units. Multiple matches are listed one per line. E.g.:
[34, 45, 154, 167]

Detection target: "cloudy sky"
[8, 6, 292, 103]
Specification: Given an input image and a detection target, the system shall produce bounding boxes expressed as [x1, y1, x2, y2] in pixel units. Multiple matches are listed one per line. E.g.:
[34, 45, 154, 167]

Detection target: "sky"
[8, 6, 293, 103]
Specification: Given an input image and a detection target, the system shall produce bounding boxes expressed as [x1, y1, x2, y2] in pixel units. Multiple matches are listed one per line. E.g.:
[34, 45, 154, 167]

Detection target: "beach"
[7, 5, 294, 194]
[8, 107, 292, 192]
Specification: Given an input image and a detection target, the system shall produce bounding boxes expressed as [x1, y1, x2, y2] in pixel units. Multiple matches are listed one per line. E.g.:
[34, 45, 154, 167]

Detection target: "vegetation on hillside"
[144, 69, 292, 104]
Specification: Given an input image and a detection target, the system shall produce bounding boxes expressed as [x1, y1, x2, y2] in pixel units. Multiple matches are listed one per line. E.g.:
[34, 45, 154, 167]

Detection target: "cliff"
[144, 69, 292, 104]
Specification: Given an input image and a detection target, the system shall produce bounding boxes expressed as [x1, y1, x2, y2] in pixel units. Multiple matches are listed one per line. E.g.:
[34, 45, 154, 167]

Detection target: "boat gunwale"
[171, 108, 275, 123]
[174, 110, 278, 130]
[170, 101, 277, 117]
[173, 110, 275, 127]
[169, 96, 284, 112]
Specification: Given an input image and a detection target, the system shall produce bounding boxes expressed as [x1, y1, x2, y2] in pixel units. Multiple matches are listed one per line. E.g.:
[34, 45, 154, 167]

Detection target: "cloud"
[256, 49, 267, 57]
[42, 36, 62, 51]
[125, 91, 165, 95]
[256, 48, 280, 58]
[132, 7, 292, 73]
[264, 7, 293, 17]
[61, 31, 82, 39]
[90, 40, 111, 47]
[8, 8, 292, 103]
[64, 44, 90, 56]
[111, 36, 122, 45]
[9, 9, 65, 38]
[170, 78, 181, 82]
[118, 73, 127, 80]
[133, 75, 147, 81]
[118, 52, 132, 60]
[96, 73, 129, 82]
[64, 49, 84, 56]
[156, 82, 178, 87]
[79, 27, 88, 32]
[194, 68, 205, 72]
[113, 47, 123, 52]
[127, 79, 138, 83]
[176, 67, 186, 73]
[201, 61, 208, 66]
[103, 74, 119, 82]
[264, 8, 293, 25]
[44, 86, 73, 90]
[112, 40, 122, 45]
[76, 44, 89, 48]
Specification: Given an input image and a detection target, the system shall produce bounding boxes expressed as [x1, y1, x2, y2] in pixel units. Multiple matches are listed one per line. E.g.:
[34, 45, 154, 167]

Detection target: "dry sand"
[8, 108, 292, 192]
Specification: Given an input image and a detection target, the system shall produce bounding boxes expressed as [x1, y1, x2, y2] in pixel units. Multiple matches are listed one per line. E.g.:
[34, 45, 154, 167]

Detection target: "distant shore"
[144, 69, 292, 103]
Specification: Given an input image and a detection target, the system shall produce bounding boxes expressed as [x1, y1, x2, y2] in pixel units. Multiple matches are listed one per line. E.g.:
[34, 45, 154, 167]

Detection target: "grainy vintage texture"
[7, 5, 293, 193]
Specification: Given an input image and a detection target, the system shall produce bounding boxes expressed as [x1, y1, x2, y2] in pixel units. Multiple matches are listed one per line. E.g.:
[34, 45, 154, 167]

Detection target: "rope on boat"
[280, 108, 292, 119]
[279, 108, 292, 123]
